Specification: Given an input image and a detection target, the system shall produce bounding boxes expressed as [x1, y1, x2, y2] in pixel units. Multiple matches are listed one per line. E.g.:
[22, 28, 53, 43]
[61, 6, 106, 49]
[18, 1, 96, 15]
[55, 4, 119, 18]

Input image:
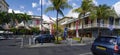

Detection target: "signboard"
[108, 25, 114, 31]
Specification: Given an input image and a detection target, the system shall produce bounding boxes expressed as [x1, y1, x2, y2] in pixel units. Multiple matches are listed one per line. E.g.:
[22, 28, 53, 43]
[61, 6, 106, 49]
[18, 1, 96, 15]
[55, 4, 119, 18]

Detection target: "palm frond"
[58, 9, 64, 17]
[45, 6, 55, 13]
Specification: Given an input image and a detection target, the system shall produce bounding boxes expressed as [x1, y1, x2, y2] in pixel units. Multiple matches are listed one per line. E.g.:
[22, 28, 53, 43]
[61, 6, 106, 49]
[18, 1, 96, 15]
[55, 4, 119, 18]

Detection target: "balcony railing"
[68, 23, 120, 30]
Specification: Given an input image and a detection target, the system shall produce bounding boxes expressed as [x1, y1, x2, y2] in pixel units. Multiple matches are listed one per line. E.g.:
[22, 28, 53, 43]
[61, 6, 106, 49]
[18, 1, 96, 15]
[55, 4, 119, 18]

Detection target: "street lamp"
[41, 0, 43, 33]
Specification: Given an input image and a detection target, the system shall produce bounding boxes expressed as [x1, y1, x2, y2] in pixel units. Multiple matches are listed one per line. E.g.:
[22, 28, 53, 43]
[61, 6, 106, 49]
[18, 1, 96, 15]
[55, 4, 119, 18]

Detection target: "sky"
[6, 0, 120, 21]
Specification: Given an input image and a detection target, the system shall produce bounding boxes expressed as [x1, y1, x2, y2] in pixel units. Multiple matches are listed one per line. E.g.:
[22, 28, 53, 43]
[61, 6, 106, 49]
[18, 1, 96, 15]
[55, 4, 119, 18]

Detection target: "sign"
[108, 25, 114, 31]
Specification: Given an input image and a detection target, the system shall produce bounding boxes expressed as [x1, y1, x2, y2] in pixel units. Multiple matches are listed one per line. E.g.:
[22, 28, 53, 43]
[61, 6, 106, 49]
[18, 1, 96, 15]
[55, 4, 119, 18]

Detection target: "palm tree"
[45, 0, 72, 42]
[10, 11, 19, 27]
[0, 12, 11, 29]
[0, 11, 5, 25]
[73, 0, 95, 42]
[21, 13, 31, 27]
[95, 4, 112, 36]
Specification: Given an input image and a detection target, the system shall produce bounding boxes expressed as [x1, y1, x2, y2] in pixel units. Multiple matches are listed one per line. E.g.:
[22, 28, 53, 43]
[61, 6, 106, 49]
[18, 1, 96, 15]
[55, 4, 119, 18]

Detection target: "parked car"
[34, 34, 55, 43]
[91, 36, 120, 55]
[0, 36, 5, 40]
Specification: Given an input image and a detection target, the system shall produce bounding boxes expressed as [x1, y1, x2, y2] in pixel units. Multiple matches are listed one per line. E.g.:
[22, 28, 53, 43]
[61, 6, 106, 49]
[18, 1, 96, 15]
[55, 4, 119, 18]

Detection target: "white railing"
[68, 23, 120, 30]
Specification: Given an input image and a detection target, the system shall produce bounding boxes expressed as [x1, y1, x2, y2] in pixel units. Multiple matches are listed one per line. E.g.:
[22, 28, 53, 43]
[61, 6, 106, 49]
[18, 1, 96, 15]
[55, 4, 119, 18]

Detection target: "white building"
[28, 15, 42, 30]
[0, 0, 9, 12]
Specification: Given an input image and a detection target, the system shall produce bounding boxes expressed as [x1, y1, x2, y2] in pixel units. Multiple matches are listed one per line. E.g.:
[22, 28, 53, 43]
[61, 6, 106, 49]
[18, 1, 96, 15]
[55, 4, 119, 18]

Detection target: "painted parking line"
[79, 52, 93, 55]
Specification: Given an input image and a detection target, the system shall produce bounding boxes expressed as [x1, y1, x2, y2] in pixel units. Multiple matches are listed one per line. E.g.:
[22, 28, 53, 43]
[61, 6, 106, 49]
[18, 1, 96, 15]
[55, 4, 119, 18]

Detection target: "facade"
[28, 15, 42, 30]
[59, 16, 120, 38]
[0, 0, 9, 12]
[58, 17, 73, 28]
[28, 15, 51, 31]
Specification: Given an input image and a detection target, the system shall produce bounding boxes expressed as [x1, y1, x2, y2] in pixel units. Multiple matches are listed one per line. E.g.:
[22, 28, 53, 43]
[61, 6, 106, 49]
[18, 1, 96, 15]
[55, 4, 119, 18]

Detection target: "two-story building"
[27, 15, 42, 30]
[59, 16, 120, 38]
[0, 0, 9, 12]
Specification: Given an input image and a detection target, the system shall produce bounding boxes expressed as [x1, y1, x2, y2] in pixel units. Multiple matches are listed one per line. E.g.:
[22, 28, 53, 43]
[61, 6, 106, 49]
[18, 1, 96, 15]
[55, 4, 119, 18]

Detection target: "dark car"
[91, 36, 120, 55]
[35, 34, 55, 43]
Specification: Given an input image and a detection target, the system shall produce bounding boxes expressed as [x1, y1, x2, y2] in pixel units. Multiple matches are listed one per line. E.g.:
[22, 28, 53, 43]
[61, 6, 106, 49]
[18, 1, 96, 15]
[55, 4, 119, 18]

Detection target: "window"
[95, 37, 116, 45]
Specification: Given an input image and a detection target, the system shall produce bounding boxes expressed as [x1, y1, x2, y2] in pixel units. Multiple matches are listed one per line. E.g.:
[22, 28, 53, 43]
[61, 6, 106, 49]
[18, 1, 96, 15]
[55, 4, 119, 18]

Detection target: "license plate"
[96, 46, 106, 50]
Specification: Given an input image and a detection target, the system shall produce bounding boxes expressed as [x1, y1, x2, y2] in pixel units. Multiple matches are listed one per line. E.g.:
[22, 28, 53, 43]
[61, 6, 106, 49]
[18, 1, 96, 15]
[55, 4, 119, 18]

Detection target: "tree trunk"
[80, 19, 83, 43]
[98, 18, 100, 37]
[56, 11, 59, 42]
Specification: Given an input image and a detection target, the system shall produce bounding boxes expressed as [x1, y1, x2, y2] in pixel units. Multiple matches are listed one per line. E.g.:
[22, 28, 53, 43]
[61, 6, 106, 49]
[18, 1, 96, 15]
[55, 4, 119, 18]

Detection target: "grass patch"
[55, 37, 63, 41]
[54, 41, 61, 44]
[72, 37, 80, 41]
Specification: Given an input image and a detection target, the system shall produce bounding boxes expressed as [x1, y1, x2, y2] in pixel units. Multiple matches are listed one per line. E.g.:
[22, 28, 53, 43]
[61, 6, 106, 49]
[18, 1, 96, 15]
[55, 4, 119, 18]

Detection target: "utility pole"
[41, 0, 43, 33]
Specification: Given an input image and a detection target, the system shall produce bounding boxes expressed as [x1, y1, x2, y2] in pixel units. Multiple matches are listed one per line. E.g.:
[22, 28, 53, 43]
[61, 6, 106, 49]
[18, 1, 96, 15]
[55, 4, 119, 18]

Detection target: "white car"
[0, 36, 5, 40]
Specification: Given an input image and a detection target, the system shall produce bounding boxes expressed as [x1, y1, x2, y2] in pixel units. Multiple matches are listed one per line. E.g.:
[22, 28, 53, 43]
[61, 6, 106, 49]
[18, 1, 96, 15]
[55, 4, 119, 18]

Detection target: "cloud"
[66, 9, 79, 18]
[20, 5, 25, 9]
[39, 0, 47, 5]
[46, 0, 52, 6]
[72, 3, 78, 8]
[27, 11, 33, 15]
[37, 8, 41, 11]
[68, 0, 72, 2]
[9, 9, 34, 15]
[113, 1, 120, 16]
[39, 0, 51, 6]
[92, 0, 98, 6]
[32, 2, 38, 8]
[8, 9, 13, 13]
[8, 9, 24, 14]
[42, 15, 56, 22]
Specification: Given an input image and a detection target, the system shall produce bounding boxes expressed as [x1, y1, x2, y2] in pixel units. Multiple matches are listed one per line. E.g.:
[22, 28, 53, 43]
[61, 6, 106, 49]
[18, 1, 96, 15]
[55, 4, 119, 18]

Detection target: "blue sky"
[6, 0, 120, 21]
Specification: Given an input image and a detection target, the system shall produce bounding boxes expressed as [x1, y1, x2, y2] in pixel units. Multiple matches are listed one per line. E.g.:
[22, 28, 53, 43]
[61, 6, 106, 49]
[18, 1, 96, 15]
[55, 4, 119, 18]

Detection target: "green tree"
[21, 13, 31, 26]
[73, 0, 95, 42]
[45, 0, 72, 42]
[0, 11, 11, 29]
[95, 4, 116, 36]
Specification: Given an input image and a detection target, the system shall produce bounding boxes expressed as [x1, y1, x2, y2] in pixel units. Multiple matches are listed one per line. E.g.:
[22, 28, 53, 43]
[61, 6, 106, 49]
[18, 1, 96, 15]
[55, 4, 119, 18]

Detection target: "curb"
[25, 43, 87, 48]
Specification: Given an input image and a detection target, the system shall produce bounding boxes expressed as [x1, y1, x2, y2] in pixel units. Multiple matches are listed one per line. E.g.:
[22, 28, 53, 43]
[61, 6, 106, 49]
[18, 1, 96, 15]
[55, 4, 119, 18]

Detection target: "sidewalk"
[25, 37, 94, 48]
[27, 43, 86, 48]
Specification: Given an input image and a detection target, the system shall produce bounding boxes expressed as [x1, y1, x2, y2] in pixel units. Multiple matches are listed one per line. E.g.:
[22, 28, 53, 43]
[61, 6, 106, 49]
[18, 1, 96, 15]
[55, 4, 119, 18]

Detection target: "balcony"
[68, 23, 120, 30]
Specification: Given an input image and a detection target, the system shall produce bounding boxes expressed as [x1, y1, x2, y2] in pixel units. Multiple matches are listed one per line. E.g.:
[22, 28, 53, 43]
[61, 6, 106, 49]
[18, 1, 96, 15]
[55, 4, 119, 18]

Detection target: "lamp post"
[41, 0, 43, 33]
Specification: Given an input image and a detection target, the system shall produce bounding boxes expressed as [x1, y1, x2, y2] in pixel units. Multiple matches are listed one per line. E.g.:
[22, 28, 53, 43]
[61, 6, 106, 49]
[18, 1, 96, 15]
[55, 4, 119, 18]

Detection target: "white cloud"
[72, 3, 78, 8]
[93, 0, 98, 6]
[113, 1, 120, 17]
[46, 0, 52, 6]
[66, 9, 79, 18]
[43, 15, 56, 22]
[68, 0, 72, 2]
[27, 11, 33, 15]
[20, 5, 25, 9]
[8, 9, 24, 14]
[32, 2, 38, 8]
[37, 8, 41, 11]
[8, 9, 13, 13]
[39, 0, 47, 5]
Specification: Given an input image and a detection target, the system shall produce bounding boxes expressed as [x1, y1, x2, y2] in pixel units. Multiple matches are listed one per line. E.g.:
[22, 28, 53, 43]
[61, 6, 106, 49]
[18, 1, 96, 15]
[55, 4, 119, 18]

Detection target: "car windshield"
[95, 37, 116, 45]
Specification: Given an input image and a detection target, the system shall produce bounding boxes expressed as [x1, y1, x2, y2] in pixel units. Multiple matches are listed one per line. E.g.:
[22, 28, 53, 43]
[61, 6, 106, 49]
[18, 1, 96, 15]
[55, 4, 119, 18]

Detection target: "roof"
[1, 0, 9, 7]
[58, 17, 72, 21]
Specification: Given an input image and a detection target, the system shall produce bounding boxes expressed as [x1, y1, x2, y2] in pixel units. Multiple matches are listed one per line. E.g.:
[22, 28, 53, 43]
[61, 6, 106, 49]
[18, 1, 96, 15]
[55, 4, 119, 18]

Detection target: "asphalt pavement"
[0, 39, 93, 55]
